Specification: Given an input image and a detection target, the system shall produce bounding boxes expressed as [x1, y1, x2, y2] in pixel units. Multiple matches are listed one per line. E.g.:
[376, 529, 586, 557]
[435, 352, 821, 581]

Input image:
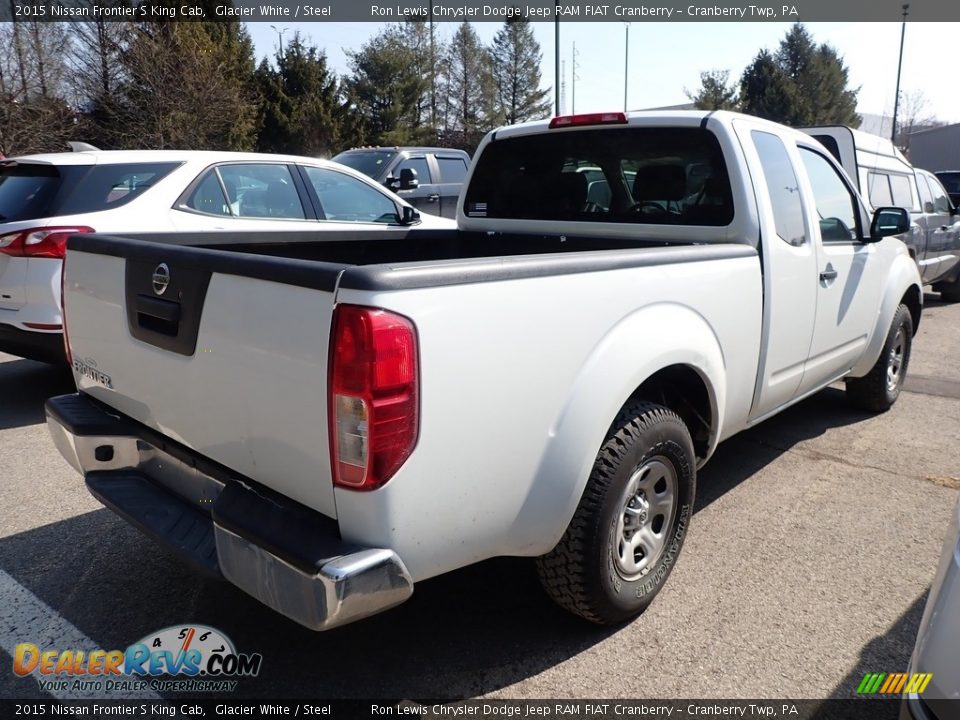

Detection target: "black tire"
[845, 303, 913, 412]
[536, 401, 696, 625]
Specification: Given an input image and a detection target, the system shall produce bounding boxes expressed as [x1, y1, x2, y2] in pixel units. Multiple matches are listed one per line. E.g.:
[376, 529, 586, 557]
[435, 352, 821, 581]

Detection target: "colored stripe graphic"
[857, 672, 933, 694]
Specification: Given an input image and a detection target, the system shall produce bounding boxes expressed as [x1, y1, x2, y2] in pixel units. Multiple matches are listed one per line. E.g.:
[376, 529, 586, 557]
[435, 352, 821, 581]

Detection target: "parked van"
[802, 126, 960, 300]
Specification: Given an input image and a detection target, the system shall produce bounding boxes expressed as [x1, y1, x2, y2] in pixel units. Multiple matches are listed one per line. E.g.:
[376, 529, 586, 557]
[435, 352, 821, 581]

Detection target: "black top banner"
[2, 0, 959, 23]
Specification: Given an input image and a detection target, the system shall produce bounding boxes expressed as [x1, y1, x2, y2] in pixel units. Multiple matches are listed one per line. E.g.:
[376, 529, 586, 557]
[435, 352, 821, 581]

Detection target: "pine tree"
[490, 17, 550, 125]
[687, 70, 739, 111]
[345, 25, 427, 145]
[443, 22, 495, 140]
[738, 23, 859, 127]
[255, 35, 344, 156]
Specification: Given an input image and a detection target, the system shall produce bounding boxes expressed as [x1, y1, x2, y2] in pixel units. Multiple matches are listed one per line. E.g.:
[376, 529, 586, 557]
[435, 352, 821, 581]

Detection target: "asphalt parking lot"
[0, 294, 958, 703]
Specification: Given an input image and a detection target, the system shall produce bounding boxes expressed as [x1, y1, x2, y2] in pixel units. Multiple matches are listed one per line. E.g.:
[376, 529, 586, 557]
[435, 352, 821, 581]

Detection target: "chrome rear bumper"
[45, 393, 413, 631]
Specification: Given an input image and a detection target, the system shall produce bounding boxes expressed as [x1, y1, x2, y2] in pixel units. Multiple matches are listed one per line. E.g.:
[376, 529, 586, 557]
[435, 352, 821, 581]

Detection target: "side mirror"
[398, 167, 419, 190]
[384, 174, 400, 190]
[923, 201, 935, 214]
[400, 204, 420, 225]
[870, 206, 910, 240]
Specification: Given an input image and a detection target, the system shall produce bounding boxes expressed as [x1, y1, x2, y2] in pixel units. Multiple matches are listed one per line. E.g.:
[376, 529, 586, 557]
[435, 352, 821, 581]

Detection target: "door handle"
[427, 194, 440, 203]
[820, 266, 838, 282]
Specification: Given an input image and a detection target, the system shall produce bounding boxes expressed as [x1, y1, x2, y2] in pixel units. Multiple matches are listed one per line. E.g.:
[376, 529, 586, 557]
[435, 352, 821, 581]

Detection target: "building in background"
[907, 123, 960, 172]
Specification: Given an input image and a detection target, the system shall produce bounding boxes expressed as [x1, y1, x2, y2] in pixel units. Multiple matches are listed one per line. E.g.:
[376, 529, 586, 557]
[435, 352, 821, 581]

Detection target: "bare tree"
[895, 90, 946, 154]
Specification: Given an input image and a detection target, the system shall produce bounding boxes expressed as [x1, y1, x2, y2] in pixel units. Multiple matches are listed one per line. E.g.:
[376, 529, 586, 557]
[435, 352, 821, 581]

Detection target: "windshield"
[332, 150, 398, 180]
[464, 127, 734, 226]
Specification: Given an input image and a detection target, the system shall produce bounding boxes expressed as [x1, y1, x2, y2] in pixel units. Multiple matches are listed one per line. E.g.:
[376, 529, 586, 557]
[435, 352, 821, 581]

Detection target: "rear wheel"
[536, 401, 696, 625]
[845, 303, 913, 412]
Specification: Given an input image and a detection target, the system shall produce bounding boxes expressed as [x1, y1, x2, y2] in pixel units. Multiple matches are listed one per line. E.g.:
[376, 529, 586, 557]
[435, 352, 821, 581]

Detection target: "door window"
[437, 157, 468, 184]
[917, 173, 934, 211]
[182, 171, 230, 216]
[216, 164, 305, 219]
[799, 148, 859, 242]
[751, 131, 806, 247]
[926, 174, 953, 213]
[396, 157, 431, 183]
[303, 166, 400, 223]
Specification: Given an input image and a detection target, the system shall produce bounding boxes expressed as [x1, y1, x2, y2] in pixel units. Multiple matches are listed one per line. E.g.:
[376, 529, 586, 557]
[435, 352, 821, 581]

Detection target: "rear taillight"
[0, 226, 94, 259]
[549, 112, 628, 129]
[329, 304, 419, 491]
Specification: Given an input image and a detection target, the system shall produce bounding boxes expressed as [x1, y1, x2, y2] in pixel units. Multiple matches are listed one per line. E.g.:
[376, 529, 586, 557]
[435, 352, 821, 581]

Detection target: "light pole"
[270, 25, 288, 57]
[623, 23, 630, 111]
[891, 4, 909, 144]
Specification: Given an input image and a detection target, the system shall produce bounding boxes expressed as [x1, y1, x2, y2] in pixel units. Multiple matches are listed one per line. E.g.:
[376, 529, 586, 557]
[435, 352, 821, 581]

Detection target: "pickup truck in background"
[47, 111, 922, 631]
[803, 126, 960, 301]
[332, 146, 471, 219]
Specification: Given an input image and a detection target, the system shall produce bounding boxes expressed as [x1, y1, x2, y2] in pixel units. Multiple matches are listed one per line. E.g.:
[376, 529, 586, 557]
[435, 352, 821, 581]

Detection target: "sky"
[245, 21, 960, 127]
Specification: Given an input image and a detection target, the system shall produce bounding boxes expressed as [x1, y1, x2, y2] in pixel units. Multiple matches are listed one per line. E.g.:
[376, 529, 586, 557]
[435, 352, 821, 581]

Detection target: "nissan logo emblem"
[152, 263, 170, 296]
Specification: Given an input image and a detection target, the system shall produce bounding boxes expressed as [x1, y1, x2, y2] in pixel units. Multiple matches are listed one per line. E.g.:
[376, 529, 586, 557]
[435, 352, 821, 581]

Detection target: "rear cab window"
[464, 127, 734, 226]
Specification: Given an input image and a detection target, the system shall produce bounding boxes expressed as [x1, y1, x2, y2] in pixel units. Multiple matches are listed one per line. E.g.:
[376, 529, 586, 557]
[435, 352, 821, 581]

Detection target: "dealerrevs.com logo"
[13, 625, 262, 693]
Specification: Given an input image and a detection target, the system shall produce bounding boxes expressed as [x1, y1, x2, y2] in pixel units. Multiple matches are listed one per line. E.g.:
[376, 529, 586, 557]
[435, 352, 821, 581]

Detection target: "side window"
[867, 172, 893, 207]
[437, 157, 468, 184]
[917, 173, 934, 211]
[217, 164, 305, 220]
[888, 174, 915, 211]
[751, 131, 806, 247]
[396, 157, 431, 183]
[303, 166, 400, 224]
[799, 147, 859, 242]
[182, 171, 230, 216]
[926, 175, 952, 213]
[58, 163, 180, 215]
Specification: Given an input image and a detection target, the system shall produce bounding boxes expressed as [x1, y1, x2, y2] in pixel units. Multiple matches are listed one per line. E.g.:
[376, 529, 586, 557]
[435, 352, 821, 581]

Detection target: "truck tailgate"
[62, 236, 343, 518]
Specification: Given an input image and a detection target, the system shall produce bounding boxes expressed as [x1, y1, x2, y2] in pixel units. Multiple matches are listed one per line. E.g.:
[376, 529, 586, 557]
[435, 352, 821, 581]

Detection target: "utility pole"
[623, 23, 630, 111]
[554, 2, 560, 116]
[572, 42, 580, 114]
[429, 1, 436, 131]
[891, 3, 909, 144]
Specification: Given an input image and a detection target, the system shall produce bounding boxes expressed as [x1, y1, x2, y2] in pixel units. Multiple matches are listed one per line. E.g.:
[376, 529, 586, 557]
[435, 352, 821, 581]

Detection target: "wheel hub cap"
[614, 457, 678, 581]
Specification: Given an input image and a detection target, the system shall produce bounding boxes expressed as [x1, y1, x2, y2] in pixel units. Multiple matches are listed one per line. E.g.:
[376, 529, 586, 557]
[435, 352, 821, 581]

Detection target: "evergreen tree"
[738, 50, 795, 122]
[255, 35, 344, 156]
[738, 23, 859, 127]
[489, 17, 550, 125]
[345, 25, 427, 145]
[443, 22, 495, 140]
[687, 70, 739, 111]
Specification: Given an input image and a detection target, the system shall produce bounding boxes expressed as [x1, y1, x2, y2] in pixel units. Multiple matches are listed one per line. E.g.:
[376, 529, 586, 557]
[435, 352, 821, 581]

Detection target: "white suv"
[0, 149, 453, 363]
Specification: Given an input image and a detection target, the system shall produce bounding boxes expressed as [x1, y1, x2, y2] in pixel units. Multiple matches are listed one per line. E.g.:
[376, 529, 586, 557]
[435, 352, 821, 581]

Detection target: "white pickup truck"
[47, 111, 922, 631]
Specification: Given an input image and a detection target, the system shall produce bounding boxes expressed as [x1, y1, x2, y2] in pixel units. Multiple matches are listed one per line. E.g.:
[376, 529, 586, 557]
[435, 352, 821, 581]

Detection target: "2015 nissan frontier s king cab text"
[47, 111, 922, 631]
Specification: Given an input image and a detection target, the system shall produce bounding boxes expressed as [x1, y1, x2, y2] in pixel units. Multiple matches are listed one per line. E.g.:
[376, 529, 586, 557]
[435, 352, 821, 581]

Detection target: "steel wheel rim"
[887, 326, 906, 393]
[613, 456, 678, 581]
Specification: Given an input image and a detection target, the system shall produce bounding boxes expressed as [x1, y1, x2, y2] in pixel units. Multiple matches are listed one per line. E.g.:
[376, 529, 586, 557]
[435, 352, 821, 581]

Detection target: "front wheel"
[536, 401, 696, 625]
[845, 303, 913, 412]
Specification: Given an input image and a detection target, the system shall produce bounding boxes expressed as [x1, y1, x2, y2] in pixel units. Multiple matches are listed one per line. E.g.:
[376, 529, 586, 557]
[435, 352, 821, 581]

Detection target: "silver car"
[901, 496, 960, 719]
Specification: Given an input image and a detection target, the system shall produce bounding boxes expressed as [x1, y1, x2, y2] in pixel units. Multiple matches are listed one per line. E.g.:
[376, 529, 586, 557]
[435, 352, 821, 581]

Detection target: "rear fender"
[507, 303, 725, 556]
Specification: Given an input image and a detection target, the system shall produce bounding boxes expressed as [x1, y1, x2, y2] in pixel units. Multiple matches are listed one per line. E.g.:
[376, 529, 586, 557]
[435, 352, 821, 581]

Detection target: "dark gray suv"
[332, 147, 471, 219]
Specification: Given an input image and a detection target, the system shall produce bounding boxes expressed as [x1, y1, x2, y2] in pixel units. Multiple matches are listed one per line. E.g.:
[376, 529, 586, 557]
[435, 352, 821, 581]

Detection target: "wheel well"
[902, 285, 921, 335]
[628, 365, 713, 461]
